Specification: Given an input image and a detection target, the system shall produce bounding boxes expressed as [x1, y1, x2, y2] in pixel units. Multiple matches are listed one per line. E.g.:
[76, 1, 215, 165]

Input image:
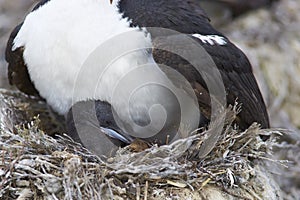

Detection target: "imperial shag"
[6, 0, 269, 156]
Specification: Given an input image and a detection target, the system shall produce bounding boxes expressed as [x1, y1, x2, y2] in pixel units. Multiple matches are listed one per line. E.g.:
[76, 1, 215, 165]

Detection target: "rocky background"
[0, 0, 38, 89]
[0, 0, 299, 199]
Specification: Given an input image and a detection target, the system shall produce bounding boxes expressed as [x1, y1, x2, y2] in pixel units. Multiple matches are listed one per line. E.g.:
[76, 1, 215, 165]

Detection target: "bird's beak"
[101, 127, 134, 144]
[110, 0, 113, 4]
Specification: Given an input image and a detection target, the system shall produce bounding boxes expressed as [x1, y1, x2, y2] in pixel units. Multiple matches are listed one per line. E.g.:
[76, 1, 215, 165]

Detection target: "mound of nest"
[0, 89, 286, 199]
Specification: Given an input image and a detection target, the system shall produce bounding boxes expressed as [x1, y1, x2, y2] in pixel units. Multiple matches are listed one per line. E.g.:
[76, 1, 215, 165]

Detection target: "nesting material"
[0, 89, 286, 200]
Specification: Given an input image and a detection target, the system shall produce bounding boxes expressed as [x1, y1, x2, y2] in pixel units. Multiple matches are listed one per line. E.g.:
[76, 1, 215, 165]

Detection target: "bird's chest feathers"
[13, 0, 157, 114]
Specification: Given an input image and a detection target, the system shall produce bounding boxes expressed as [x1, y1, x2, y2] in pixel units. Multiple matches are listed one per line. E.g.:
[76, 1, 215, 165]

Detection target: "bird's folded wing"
[152, 34, 269, 130]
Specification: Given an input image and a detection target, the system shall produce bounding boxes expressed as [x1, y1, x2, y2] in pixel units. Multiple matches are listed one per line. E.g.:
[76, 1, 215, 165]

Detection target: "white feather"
[13, 0, 154, 114]
[192, 33, 227, 45]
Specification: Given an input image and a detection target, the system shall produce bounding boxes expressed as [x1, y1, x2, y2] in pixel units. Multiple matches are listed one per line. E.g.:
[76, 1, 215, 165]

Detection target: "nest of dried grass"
[0, 96, 286, 200]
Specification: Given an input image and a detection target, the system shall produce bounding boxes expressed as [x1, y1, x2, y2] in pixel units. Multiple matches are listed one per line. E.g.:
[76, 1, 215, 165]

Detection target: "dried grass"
[0, 104, 287, 199]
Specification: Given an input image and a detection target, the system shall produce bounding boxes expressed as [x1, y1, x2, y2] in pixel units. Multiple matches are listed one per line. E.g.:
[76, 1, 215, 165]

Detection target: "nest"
[0, 95, 286, 199]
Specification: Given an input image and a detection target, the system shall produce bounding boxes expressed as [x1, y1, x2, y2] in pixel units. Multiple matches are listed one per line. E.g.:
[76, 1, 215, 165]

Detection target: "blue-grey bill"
[100, 127, 133, 144]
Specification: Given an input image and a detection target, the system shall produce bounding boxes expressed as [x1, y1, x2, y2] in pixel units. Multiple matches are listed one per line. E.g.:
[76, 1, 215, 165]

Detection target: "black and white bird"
[6, 0, 269, 156]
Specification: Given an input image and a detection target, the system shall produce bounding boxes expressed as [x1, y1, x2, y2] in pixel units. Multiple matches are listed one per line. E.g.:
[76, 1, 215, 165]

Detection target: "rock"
[0, 89, 65, 135]
[0, 0, 38, 88]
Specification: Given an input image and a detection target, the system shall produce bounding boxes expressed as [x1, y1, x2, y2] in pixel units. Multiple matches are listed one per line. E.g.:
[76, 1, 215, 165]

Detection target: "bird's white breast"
[13, 0, 159, 115]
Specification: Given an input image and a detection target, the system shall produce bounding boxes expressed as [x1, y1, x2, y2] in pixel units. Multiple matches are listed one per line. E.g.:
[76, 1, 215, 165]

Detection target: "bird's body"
[6, 0, 269, 155]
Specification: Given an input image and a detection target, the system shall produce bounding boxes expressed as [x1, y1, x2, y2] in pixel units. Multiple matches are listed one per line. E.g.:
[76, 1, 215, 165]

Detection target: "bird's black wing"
[200, 38, 269, 129]
[118, 0, 269, 129]
[5, 0, 51, 96]
[152, 34, 269, 129]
